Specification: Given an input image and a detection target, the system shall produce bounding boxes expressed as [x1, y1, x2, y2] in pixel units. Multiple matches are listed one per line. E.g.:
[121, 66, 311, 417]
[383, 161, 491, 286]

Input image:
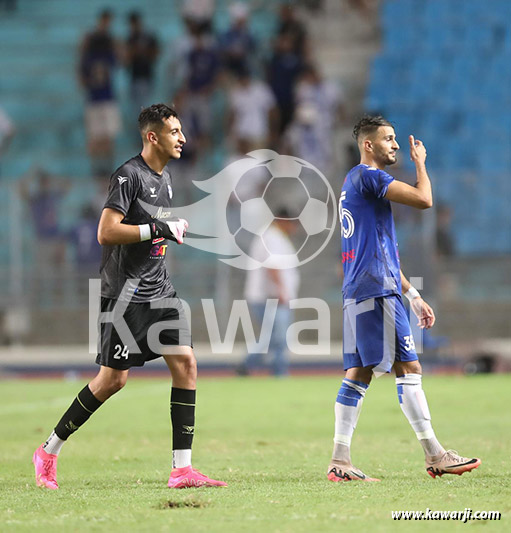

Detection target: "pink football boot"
[168, 466, 227, 488]
[32, 445, 59, 490]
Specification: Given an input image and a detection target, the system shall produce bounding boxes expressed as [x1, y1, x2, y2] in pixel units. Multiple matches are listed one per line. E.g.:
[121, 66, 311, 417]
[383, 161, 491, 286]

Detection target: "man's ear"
[363, 138, 373, 153]
[147, 131, 158, 144]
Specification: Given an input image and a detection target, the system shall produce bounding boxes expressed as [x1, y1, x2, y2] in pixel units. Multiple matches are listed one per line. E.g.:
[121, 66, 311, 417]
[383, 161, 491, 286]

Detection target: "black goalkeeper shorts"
[96, 294, 192, 370]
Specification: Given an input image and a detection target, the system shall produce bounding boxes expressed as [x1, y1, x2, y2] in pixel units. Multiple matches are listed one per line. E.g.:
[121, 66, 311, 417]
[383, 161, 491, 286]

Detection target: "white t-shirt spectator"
[229, 80, 275, 142]
[295, 78, 341, 132]
[244, 225, 300, 303]
[287, 78, 342, 170]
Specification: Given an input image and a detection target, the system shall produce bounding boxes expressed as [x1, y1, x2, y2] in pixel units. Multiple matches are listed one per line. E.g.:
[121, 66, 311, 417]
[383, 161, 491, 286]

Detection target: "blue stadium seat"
[375, 0, 511, 254]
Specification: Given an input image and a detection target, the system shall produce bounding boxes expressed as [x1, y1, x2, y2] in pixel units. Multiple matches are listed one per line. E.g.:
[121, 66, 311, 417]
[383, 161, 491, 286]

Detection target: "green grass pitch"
[1, 374, 509, 532]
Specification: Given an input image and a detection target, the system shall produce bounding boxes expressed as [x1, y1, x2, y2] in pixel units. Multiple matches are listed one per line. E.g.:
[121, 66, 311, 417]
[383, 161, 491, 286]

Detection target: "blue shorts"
[343, 295, 418, 372]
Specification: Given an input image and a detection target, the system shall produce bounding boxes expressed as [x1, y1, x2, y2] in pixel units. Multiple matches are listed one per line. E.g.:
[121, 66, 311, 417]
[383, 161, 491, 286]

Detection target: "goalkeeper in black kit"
[33, 104, 227, 489]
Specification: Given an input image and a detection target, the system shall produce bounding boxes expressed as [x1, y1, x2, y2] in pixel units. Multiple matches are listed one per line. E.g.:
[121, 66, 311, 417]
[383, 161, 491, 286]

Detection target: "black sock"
[170, 388, 196, 450]
[54, 385, 103, 440]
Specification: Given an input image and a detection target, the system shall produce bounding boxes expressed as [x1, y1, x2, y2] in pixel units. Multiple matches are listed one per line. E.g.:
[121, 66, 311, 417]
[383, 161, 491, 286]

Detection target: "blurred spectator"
[0, 106, 15, 177]
[238, 210, 301, 377]
[225, 138, 269, 232]
[186, 27, 220, 96]
[219, 2, 257, 78]
[267, 33, 304, 135]
[167, 91, 201, 206]
[19, 168, 69, 304]
[225, 138, 265, 184]
[228, 68, 277, 149]
[79, 9, 121, 177]
[276, 4, 309, 59]
[296, 65, 344, 129]
[19, 168, 68, 241]
[125, 11, 160, 118]
[166, 17, 196, 98]
[68, 205, 102, 278]
[284, 64, 343, 171]
[436, 204, 455, 258]
[178, 25, 220, 150]
[225, 137, 274, 257]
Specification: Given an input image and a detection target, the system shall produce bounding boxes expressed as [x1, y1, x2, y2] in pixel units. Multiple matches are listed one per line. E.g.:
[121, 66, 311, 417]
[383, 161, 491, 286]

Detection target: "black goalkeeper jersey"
[100, 154, 176, 302]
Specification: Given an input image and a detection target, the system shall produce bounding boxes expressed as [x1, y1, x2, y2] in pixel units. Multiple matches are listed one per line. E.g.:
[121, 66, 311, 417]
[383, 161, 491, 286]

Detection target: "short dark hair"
[274, 206, 299, 219]
[99, 9, 113, 20]
[353, 115, 394, 141]
[128, 10, 141, 24]
[138, 103, 178, 133]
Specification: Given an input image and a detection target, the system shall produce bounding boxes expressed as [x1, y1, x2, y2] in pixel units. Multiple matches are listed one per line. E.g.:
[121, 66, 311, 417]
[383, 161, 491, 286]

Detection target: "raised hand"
[409, 135, 427, 165]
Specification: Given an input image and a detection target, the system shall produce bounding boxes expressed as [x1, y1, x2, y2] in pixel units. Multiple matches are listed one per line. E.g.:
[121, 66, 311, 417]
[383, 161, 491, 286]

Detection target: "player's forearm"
[97, 223, 143, 245]
[414, 163, 433, 208]
[400, 270, 411, 293]
[400, 269, 421, 301]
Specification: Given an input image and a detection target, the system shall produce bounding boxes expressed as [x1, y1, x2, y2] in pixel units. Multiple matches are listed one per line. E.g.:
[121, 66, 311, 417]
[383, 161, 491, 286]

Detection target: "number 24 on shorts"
[113, 344, 130, 359]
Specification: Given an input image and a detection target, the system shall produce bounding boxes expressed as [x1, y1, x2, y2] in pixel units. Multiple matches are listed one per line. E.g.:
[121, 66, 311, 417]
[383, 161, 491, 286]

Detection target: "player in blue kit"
[328, 115, 481, 482]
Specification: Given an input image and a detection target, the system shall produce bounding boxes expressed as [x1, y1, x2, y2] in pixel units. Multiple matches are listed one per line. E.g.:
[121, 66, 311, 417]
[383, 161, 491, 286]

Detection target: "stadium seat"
[366, 1, 511, 254]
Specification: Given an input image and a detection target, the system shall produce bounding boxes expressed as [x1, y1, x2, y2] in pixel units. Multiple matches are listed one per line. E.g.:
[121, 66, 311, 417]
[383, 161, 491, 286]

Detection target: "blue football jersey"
[339, 164, 401, 303]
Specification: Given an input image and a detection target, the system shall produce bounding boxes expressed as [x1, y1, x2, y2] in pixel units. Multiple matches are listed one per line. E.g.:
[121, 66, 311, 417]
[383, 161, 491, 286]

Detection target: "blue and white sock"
[396, 373, 445, 458]
[332, 379, 369, 463]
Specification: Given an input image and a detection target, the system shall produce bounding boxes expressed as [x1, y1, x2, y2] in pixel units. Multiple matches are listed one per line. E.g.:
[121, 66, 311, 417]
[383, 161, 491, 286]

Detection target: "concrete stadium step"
[305, 0, 380, 109]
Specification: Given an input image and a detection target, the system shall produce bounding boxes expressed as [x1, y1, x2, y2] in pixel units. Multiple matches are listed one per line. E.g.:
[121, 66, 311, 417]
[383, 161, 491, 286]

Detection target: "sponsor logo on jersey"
[342, 249, 356, 264]
[150, 187, 157, 198]
[152, 237, 165, 244]
[149, 243, 168, 258]
[117, 176, 129, 185]
[152, 206, 173, 219]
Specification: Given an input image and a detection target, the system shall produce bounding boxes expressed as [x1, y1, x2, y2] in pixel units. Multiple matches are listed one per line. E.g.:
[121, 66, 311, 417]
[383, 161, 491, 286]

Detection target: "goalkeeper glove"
[139, 218, 188, 244]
